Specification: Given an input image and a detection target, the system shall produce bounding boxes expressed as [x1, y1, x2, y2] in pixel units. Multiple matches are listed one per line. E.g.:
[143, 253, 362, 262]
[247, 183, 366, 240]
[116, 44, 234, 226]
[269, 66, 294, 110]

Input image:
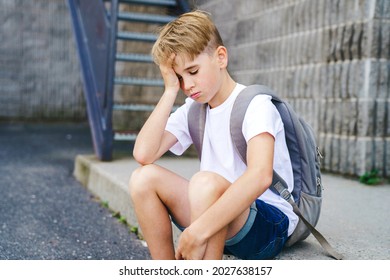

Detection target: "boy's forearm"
[133, 90, 178, 164]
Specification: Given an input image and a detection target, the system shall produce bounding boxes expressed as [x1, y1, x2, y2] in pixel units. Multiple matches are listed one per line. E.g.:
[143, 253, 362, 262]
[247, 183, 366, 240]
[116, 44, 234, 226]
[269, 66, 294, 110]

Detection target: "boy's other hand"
[160, 53, 180, 94]
[175, 227, 207, 260]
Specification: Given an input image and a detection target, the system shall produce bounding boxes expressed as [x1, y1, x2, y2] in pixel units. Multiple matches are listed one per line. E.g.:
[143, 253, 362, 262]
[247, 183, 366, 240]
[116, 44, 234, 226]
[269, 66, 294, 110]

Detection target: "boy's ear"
[216, 46, 228, 68]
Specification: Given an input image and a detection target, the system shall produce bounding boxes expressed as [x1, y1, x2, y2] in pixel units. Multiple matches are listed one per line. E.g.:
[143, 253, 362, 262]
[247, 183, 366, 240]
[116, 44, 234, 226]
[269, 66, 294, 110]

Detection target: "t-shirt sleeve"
[165, 98, 194, 155]
[242, 95, 283, 142]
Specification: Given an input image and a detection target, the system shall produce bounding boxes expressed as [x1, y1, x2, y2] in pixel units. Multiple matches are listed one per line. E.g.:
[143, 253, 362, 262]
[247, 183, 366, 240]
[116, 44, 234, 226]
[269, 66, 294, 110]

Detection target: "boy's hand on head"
[160, 53, 180, 94]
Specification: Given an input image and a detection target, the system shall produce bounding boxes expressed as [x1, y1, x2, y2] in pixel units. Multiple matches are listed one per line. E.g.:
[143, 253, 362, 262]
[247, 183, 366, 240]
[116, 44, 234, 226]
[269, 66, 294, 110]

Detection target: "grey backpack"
[188, 84, 343, 260]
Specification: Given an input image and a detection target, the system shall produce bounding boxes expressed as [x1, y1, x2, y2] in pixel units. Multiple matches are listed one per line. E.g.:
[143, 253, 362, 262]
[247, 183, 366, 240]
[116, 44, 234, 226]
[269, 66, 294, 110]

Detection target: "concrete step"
[73, 155, 200, 250]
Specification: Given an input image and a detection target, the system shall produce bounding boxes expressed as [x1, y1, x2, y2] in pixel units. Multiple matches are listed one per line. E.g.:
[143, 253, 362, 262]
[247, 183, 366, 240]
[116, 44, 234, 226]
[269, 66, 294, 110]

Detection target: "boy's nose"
[182, 77, 195, 92]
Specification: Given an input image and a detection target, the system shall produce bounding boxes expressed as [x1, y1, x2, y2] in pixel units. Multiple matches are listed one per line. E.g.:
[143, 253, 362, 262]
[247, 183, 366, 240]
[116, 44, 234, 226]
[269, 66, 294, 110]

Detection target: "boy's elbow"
[132, 148, 154, 165]
[263, 172, 274, 190]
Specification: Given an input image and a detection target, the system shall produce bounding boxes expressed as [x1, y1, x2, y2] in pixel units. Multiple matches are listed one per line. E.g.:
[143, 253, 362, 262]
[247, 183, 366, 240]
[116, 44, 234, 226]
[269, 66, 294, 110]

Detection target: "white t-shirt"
[165, 83, 298, 236]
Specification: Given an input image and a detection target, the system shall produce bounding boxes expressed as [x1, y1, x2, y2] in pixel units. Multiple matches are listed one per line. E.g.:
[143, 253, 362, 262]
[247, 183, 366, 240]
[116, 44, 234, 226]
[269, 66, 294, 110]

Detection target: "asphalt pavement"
[0, 122, 150, 260]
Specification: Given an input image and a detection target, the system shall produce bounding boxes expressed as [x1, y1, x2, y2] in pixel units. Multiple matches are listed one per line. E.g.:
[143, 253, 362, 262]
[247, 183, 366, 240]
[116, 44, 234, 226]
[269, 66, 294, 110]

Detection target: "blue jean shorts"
[172, 199, 289, 260]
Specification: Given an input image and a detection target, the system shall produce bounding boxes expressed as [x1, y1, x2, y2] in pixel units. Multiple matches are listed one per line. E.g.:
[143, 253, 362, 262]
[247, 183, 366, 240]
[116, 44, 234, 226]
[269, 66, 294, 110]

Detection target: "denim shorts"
[171, 199, 289, 260]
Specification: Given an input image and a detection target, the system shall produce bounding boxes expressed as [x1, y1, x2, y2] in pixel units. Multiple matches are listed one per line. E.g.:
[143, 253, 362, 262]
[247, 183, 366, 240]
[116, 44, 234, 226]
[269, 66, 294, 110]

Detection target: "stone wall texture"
[0, 0, 85, 120]
[194, 0, 390, 177]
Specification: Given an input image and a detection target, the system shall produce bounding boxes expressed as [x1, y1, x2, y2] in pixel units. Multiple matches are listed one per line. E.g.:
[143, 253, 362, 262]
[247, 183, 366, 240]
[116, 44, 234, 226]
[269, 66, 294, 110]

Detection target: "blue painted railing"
[67, 0, 118, 160]
[67, 0, 190, 160]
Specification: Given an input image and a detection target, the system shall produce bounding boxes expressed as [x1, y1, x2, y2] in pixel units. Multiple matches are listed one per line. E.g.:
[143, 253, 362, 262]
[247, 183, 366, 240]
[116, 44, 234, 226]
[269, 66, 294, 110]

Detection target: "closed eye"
[189, 69, 198, 75]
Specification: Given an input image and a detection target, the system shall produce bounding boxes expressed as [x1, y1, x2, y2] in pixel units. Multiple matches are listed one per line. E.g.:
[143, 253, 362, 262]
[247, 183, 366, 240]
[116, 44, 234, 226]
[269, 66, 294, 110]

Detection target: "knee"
[188, 171, 229, 201]
[128, 164, 158, 199]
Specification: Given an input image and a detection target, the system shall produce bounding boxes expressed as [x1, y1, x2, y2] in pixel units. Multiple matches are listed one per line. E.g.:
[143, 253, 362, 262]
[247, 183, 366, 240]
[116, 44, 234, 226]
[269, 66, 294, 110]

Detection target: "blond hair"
[151, 10, 224, 65]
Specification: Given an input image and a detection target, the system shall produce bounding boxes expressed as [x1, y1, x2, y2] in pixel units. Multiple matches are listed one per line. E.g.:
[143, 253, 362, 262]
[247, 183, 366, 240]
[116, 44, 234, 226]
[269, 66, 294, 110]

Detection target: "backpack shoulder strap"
[188, 102, 207, 160]
[231, 85, 288, 195]
[230, 84, 276, 164]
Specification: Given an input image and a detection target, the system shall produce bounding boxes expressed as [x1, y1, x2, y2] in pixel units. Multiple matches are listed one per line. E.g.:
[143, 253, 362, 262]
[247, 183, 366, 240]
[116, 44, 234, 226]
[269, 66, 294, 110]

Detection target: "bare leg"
[188, 171, 250, 260]
[129, 164, 190, 259]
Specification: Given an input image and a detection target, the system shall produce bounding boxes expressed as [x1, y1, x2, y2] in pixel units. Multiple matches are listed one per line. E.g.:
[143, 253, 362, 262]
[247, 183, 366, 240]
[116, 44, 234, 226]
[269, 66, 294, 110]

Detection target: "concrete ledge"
[73, 155, 200, 244]
[74, 155, 140, 230]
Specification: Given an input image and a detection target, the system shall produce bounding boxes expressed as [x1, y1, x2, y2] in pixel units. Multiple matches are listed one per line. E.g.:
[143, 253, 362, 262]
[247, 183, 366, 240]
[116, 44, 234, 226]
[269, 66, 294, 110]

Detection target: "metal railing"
[67, 0, 118, 160]
[67, 0, 189, 160]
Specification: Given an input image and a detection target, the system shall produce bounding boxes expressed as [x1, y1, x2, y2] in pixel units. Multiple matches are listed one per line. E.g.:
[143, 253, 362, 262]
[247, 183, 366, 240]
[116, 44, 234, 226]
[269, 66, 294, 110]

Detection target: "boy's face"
[173, 47, 226, 107]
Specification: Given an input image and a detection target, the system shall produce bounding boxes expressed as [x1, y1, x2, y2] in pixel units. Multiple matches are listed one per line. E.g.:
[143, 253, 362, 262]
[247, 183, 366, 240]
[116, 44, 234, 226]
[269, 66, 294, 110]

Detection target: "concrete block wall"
[194, 0, 390, 177]
[0, 0, 85, 121]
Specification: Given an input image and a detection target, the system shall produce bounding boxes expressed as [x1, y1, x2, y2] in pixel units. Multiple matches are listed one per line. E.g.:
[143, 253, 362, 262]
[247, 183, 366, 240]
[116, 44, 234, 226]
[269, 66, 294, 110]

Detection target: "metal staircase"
[67, 0, 190, 160]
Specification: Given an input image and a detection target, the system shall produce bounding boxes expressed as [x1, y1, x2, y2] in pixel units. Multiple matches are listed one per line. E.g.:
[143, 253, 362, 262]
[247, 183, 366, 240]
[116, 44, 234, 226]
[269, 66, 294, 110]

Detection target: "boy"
[129, 10, 298, 260]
